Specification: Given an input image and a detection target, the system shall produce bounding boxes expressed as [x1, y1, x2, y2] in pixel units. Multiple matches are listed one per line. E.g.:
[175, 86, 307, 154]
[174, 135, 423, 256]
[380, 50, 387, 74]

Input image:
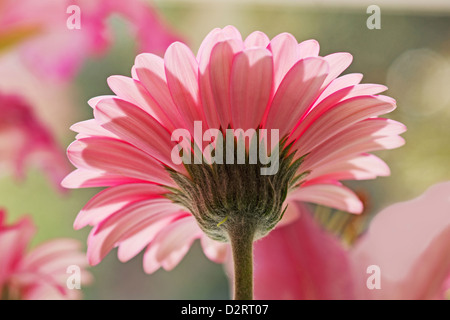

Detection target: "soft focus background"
[1, 0, 450, 299]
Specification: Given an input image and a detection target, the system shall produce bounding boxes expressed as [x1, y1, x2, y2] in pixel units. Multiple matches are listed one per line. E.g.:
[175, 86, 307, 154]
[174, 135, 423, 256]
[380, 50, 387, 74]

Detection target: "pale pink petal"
[87, 198, 182, 265]
[87, 96, 116, 109]
[117, 212, 188, 263]
[133, 53, 186, 130]
[322, 52, 353, 88]
[70, 119, 119, 139]
[351, 181, 450, 299]
[200, 235, 230, 263]
[61, 169, 145, 189]
[253, 202, 356, 299]
[164, 42, 203, 133]
[196, 27, 244, 129]
[264, 57, 328, 137]
[297, 39, 320, 59]
[310, 73, 363, 109]
[230, 48, 273, 130]
[200, 39, 242, 129]
[287, 184, 363, 214]
[304, 135, 405, 176]
[67, 137, 175, 187]
[196, 25, 242, 63]
[300, 118, 406, 171]
[318, 83, 387, 109]
[94, 97, 182, 170]
[290, 83, 390, 143]
[143, 216, 203, 273]
[306, 154, 390, 181]
[196, 28, 223, 62]
[269, 33, 299, 89]
[244, 31, 270, 48]
[107, 76, 176, 131]
[74, 183, 167, 229]
[292, 96, 397, 157]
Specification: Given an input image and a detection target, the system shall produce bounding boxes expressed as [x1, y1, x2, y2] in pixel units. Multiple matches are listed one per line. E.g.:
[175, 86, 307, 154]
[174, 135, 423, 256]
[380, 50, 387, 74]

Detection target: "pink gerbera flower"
[0, 210, 91, 300]
[0, 92, 69, 190]
[63, 26, 405, 299]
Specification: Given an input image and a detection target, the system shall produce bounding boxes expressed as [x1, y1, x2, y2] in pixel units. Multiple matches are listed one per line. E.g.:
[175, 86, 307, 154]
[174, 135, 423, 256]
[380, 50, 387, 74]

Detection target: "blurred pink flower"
[0, 0, 180, 80]
[62, 26, 404, 274]
[0, 210, 91, 300]
[252, 181, 450, 299]
[0, 92, 69, 190]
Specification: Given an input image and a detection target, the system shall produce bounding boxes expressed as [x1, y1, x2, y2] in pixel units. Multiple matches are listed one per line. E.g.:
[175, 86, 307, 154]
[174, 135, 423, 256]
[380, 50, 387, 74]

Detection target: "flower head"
[0, 210, 91, 300]
[63, 26, 405, 274]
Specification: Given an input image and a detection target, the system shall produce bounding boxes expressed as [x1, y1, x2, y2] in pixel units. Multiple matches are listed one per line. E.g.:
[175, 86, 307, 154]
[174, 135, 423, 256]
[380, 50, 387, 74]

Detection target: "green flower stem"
[228, 222, 255, 300]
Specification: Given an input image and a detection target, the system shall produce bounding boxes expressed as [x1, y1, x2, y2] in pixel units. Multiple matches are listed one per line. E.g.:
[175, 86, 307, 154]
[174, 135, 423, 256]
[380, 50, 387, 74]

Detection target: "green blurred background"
[1, 0, 450, 299]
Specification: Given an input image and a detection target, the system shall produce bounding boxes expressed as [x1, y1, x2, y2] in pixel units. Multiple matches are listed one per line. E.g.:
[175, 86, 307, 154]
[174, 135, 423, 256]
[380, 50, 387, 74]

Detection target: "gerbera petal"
[322, 52, 353, 88]
[61, 169, 145, 189]
[200, 39, 242, 129]
[143, 216, 203, 273]
[300, 118, 406, 171]
[244, 31, 270, 48]
[306, 154, 391, 181]
[297, 39, 320, 59]
[94, 97, 181, 170]
[264, 57, 328, 137]
[74, 183, 168, 230]
[70, 119, 119, 139]
[107, 76, 176, 131]
[304, 134, 405, 174]
[67, 137, 174, 187]
[230, 48, 273, 130]
[351, 181, 450, 299]
[290, 86, 395, 144]
[310, 73, 363, 109]
[253, 202, 356, 299]
[117, 212, 188, 263]
[197, 25, 242, 63]
[87, 95, 116, 108]
[200, 235, 230, 263]
[87, 198, 181, 265]
[292, 95, 397, 157]
[134, 53, 186, 130]
[287, 184, 363, 214]
[269, 32, 299, 89]
[165, 42, 203, 133]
